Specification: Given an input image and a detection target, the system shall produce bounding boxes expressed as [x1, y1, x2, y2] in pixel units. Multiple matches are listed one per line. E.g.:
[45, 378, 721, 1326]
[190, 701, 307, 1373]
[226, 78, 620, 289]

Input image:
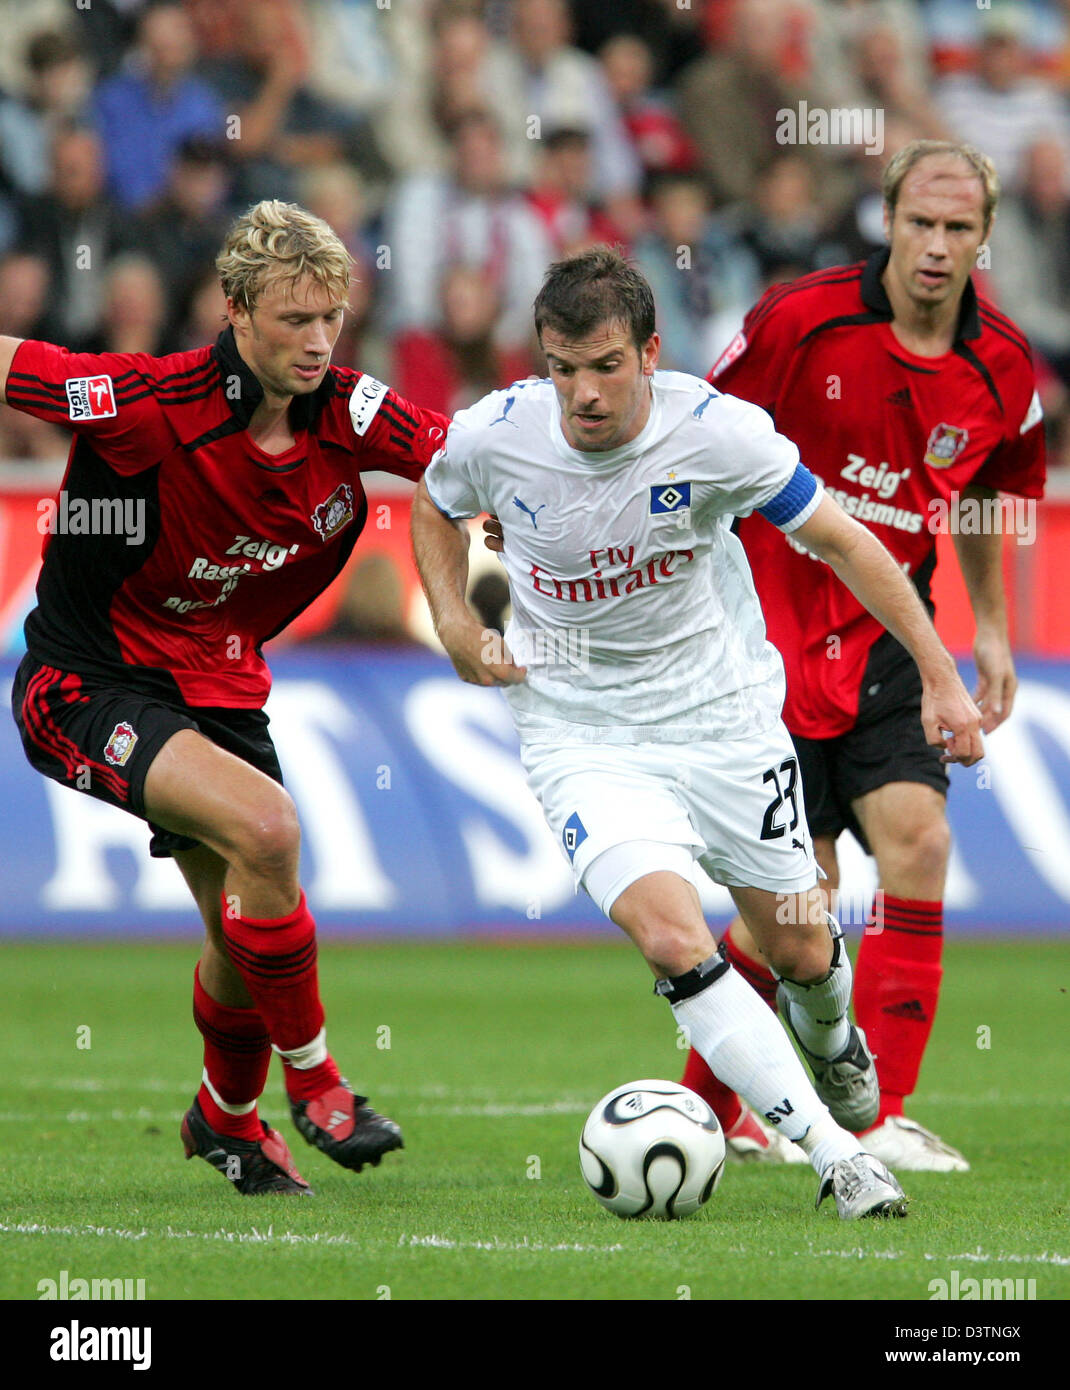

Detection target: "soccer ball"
[579, 1079, 726, 1219]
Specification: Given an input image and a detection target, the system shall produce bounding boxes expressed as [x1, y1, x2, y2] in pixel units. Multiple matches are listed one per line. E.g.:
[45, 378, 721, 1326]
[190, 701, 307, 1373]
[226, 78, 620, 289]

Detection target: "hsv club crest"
[312, 483, 355, 541]
[924, 423, 969, 469]
[104, 721, 138, 766]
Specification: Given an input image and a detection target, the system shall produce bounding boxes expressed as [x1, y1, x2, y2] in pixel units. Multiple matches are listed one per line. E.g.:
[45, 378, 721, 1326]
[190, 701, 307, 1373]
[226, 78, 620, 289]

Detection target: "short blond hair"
[882, 140, 1000, 234]
[215, 199, 353, 312]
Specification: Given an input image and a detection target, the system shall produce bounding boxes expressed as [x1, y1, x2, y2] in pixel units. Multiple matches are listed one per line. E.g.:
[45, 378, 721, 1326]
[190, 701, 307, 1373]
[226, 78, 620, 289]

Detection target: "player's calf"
[653, 951, 906, 1217]
[773, 916, 880, 1131]
[219, 890, 405, 1173]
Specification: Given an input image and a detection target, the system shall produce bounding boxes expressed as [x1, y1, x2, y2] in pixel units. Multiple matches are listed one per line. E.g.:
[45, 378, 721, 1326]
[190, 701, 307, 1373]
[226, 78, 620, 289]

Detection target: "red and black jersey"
[7, 328, 449, 707]
[709, 249, 1046, 739]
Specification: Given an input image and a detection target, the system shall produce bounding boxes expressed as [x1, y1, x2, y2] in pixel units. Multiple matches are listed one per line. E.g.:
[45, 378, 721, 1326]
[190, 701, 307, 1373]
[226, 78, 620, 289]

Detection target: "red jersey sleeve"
[332, 370, 450, 481]
[707, 283, 804, 414]
[4, 340, 176, 475]
[971, 369, 1047, 499]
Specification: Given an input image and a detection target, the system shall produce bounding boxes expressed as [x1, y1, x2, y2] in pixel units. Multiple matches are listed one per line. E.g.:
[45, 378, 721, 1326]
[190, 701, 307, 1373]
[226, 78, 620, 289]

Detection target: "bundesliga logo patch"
[312, 483, 354, 541]
[924, 423, 968, 469]
[104, 721, 138, 766]
[65, 375, 117, 422]
[710, 330, 746, 378]
[650, 482, 691, 514]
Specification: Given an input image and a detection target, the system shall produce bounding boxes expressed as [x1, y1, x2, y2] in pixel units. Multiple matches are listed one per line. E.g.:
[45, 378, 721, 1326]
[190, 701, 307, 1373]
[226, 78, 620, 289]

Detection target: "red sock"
[220, 891, 341, 1103]
[681, 1047, 743, 1132]
[722, 932, 778, 1010]
[853, 895, 943, 1131]
[192, 964, 271, 1142]
[679, 932, 777, 1131]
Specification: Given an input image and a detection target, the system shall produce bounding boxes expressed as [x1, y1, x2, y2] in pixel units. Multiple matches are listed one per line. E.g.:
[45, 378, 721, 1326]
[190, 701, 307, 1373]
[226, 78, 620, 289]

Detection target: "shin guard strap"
[654, 949, 730, 1004]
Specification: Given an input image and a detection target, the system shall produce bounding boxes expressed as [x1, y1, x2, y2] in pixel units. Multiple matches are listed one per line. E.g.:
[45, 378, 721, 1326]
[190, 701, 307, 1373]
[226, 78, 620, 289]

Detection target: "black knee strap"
[653, 948, 730, 1003]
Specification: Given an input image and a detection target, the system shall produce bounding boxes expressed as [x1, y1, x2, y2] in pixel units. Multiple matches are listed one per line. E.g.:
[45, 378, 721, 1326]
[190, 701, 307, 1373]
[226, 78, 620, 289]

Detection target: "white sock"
[201, 1069, 256, 1115]
[666, 960, 827, 1144]
[272, 1026, 328, 1069]
[775, 916, 852, 1059]
[797, 1112, 863, 1176]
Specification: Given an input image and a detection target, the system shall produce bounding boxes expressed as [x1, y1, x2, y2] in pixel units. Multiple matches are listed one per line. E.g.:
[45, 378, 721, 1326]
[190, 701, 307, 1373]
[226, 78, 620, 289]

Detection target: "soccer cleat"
[816, 1152, 909, 1219]
[859, 1114, 970, 1172]
[181, 1098, 314, 1196]
[725, 1106, 809, 1164]
[290, 1080, 403, 1173]
[777, 986, 880, 1131]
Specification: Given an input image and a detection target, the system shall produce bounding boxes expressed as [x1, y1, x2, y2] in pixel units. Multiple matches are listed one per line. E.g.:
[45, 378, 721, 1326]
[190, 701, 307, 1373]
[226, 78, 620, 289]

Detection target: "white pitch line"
[0, 1102, 594, 1122]
[396, 1233, 625, 1253]
[20, 1079, 598, 1108]
[24, 1077, 1070, 1111]
[798, 1245, 1070, 1267]
[0, 1221, 623, 1255]
[410, 1102, 590, 1117]
[2, 1222, 1065, 1267]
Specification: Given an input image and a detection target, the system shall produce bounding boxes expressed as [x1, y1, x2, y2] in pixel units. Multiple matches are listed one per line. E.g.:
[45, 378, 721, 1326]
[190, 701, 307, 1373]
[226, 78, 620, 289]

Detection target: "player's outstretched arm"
[410, 479, 525, 688]
[0, 335, 25, 405]
[951, 483, 1016, 734]
[791, 494, 983, 766]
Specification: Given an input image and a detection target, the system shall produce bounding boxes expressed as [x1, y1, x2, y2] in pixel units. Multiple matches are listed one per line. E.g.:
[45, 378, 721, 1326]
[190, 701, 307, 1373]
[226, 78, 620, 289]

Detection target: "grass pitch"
[1, 938, 1067, 1302]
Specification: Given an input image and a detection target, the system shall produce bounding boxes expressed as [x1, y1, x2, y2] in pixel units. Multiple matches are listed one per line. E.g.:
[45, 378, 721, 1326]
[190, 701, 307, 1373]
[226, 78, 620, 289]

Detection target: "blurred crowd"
[3, 0, 1070, 476]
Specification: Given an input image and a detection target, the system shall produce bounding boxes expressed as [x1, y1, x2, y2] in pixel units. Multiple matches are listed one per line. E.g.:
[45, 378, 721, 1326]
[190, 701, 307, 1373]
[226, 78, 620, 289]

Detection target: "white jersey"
[424, 370, 822, 745]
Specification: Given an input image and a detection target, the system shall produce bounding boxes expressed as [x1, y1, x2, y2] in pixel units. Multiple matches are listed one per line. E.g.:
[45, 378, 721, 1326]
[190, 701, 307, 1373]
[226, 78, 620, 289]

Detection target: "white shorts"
[521, 725, 818, 917]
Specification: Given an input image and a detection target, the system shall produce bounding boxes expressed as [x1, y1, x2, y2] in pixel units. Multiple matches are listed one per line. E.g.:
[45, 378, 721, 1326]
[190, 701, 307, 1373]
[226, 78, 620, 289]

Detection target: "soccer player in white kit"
[411, 248, 984, 1218]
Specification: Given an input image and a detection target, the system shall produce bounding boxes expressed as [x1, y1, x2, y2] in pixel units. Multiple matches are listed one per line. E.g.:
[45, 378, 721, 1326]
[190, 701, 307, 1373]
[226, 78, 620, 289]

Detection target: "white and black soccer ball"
[579, 1079, 726, 1219]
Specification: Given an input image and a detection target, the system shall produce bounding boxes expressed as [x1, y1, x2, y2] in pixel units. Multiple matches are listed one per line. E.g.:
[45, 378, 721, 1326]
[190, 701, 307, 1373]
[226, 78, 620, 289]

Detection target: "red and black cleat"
[290, 1081, 403, 1173]
[181, 1097, 314, 1196]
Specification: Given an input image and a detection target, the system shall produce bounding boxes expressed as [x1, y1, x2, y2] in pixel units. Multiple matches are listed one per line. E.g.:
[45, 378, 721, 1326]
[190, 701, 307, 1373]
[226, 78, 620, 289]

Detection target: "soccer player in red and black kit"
[3, 200, 450, 1195]
[680, 141, 1046, 1170]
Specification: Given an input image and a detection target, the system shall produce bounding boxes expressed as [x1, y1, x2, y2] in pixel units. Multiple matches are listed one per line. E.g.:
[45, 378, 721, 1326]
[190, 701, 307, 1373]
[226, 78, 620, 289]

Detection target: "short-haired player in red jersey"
[3, 200, 451, 1195]
[680, 141, 1046, 1170]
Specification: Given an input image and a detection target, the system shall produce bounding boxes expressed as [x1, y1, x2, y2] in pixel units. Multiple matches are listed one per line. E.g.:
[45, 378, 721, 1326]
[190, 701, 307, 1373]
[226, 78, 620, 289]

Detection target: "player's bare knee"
[884, 814, 950, 884]
[766, 924, 833, 985]
[638, 918, 714, 979]
[232, 792, 301, 882]
[909, 816, 951, 880]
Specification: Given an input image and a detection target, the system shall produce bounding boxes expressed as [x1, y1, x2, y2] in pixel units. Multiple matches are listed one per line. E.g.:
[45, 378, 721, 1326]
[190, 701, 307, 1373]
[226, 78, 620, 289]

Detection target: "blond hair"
[215, 199, 353, 312]
[882, 140, 1000, 234]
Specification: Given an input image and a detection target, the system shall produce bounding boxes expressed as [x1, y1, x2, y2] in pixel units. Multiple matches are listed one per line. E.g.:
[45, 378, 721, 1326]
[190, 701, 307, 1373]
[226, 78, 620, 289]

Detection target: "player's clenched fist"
[921, 672, 984, 766]
[437, 613, 526, 687]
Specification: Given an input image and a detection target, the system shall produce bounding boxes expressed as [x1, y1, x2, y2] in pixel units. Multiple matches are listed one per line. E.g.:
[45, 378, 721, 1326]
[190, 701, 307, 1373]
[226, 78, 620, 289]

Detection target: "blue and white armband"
[757, 463, 823, 532]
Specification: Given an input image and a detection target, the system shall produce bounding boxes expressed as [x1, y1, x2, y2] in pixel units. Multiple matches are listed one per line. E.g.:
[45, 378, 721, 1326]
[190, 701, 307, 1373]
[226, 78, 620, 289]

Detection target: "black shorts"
[791, 634, 949, 854]
[11, 654, 283, 858]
